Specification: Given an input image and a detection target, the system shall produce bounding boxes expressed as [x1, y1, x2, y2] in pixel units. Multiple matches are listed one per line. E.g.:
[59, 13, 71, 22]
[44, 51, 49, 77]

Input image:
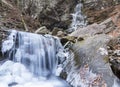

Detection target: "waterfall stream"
[0, 30, 70, 87]
[0, 1, 120, 87]
[69, 1, 87, 32]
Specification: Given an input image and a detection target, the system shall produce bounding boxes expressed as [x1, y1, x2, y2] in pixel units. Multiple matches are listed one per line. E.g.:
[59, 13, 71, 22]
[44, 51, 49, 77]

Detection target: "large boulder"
[70, 17, 116, 37]
[64, 34, 119, 87]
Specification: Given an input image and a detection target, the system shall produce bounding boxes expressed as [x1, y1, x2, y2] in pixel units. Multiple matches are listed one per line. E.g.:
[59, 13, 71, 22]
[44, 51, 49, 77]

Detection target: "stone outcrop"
[83, 0, 120, 24]
[70, 18, 116, 37]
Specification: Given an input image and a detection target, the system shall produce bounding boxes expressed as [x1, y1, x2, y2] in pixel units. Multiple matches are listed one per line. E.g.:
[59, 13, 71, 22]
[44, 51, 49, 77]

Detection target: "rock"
[70, 23, 105, 37]
[57, 31, 65, 37]
[64, 34, 118, 87]
[99, 18, 116, 34]
[0, 0, 78, 32]
[34, 26, 50, 34]
[83, 0, 120, 24]
[17, 0, 78, 30]
[108, 28, 120, 38]
[60, 71, 67, 80]
[8, 82, 18, 86]
[38, 0, 78, 30]
[107, 35, 120, 79]
[51, 27, 67, 38]
[52, 27, 61, 35]
[108, 5, 120, 37]
[107, 37, 120, 50]
[61, 36, 77, 44]
[70, 17, 117, 37]
[110, 58, 120, 79]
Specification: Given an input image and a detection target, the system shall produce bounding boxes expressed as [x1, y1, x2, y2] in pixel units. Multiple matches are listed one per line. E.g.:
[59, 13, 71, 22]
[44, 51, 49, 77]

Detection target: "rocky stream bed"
[0, 0, 120, 87]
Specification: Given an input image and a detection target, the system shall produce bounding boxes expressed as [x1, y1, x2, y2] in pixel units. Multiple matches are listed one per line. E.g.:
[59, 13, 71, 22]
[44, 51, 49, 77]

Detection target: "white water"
[69, 2, 87, 32]
[1, 30, 70, 87]
[0, 60, 68, 87]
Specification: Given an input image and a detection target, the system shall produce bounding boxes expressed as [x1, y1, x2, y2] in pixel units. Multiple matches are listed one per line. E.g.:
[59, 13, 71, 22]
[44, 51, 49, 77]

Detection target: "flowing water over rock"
[0, 30, 70, 87]
[69, 2, 87, 32]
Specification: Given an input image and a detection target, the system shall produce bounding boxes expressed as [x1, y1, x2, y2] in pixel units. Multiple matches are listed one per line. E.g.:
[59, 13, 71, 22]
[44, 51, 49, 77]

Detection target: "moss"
[77, 40, 85, 46]
[103, 56, 110, 63]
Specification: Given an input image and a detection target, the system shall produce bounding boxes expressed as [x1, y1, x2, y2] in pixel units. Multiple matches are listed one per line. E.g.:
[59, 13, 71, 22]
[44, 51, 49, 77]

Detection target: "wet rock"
[60, 71, 67, 80]
[8, 82, 18, 86]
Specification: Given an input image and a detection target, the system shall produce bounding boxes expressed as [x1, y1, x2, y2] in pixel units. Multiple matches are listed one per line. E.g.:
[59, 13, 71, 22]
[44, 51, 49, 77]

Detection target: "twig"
[16, 0, 20, 8]
[64, 41, 71, 48]
[21, 15, 28, 31]
[1, 0, 14, 9]
[34, 26, 46, 33]
[0, 28, 10, 32]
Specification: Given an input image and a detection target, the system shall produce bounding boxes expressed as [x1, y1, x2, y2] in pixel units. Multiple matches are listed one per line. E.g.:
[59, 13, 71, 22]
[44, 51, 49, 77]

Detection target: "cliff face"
[1, 0, 120, 31]
[83, 0, 120, 24]
[0, 0, 78, 31]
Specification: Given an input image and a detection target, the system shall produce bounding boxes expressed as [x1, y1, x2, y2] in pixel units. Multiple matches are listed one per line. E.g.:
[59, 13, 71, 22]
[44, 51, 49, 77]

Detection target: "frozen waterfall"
[0, 30, 70, 87]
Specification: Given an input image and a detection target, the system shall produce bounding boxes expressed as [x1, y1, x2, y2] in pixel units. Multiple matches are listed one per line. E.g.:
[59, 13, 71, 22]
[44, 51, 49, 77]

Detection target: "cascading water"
[0, 30, 70, 87]
[69, 1, 87, 32]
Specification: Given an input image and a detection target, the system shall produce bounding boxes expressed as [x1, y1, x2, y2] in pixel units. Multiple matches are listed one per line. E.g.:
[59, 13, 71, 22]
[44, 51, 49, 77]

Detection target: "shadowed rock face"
[38, 0, 78, 30]
[107, 36, 120, 79]
[16, 0, 78, 30]
[0, 0, 78, 31]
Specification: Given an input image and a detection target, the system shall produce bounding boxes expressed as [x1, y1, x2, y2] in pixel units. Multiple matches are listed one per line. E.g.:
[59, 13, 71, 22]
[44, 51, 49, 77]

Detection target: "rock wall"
[0, 0, 79, 31]
[83, 0, 120, 24]
[15, 0, 79, 30]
